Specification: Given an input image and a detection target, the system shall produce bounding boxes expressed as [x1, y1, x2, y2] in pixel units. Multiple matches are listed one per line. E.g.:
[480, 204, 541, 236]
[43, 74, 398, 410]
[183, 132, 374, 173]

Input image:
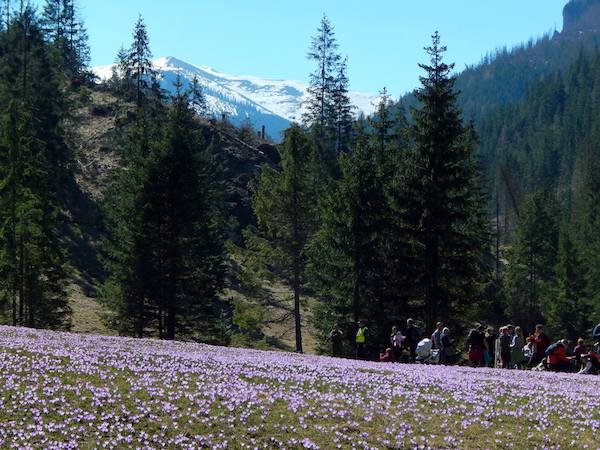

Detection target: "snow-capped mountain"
[93, 56, 379, 142]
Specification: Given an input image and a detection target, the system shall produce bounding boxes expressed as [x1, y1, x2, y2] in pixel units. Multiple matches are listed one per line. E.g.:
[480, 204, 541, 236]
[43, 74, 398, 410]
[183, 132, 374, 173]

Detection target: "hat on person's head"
[407, 318, 414, 325]
[442, 327, 450, 334]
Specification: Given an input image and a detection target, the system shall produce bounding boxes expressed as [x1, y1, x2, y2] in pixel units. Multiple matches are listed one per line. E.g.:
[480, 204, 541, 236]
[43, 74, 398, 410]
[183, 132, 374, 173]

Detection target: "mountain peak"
[93, 56, 378, 142]
[563, 0, 600, 33]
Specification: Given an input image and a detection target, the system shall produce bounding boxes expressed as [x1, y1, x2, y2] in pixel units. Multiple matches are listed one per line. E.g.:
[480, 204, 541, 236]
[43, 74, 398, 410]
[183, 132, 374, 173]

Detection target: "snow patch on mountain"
[93, 56, 379, 141]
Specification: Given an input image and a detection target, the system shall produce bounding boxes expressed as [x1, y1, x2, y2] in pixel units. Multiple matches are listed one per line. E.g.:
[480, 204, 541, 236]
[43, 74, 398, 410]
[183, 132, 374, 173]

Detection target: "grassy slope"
[66, 89, 317, 350]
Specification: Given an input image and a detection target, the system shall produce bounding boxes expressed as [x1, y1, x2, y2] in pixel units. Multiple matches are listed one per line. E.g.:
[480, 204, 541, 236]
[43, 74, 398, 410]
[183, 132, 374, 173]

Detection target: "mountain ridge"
[93, 56, 378, 141]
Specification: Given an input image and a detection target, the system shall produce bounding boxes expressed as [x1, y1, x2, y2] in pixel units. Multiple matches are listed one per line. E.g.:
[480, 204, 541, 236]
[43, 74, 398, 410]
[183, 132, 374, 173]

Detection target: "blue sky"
[34, 0, 568, 96]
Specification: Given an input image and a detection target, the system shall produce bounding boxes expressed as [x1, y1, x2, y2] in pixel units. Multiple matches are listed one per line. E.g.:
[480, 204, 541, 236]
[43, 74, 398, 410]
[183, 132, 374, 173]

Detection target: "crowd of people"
[331, 319, 600, 375]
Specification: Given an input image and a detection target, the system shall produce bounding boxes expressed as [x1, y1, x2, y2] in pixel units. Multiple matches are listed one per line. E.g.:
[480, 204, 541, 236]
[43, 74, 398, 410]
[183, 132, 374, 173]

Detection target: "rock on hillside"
[563, 0, 600, 33]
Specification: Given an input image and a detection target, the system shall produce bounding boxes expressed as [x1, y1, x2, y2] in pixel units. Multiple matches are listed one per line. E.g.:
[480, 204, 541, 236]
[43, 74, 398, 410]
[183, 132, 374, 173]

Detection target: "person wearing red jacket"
[529, 324, 550, 368]
[547, 340, 574, 372]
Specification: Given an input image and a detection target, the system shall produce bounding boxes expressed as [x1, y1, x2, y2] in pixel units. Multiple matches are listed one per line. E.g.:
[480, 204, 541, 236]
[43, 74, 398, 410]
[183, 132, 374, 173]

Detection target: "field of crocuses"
[0, 326, 599, 449]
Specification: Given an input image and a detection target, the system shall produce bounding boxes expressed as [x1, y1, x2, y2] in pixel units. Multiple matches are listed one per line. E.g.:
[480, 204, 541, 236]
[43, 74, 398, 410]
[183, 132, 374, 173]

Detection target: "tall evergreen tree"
[139, 78, 226, 340]
[303, 14, 341, 130]
[100, 18, 164, 337]
[547, 227, 588, 340]
[189, 75, 208, 116]
[251, 125, 316, 353]
[0, 7, 70, 329]
[125, 15, 156, 107]
[505, 191, 558, 331]
[576, 156, 600, 319]
[308, 123, 389, 354]
[406, 32, 489, 330]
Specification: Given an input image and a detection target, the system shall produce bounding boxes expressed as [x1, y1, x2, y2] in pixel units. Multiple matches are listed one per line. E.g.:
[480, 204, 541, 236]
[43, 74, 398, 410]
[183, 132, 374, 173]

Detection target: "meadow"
[0, 326, 598, 449]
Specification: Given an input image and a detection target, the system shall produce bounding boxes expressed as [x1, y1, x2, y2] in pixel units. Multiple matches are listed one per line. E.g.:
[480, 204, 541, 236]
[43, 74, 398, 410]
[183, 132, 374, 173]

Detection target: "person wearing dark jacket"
[441, 327, 455, 365]
[499, 327, 512, 369]
[329, 325, 344, 357]
[405, 319, 421, 361]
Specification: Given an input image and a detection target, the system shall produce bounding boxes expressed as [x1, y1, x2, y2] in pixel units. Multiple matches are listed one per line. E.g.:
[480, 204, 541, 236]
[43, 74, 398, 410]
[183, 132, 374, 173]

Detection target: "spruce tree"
[100, 19, 162, 337]
[406, 32, 489, 330]
[101, 107, 164, 337]
[576, 157, 600, 319]
[308, 123, 389, 355]
[303, 14, 341, 130]
[139, 78, 225, 340]
[505, 191, 558, 331]
[251, 125, 316, 353]
[0, 7, 71, 329]
[548, 228, 588, 340]
[190, 75, 208, 116]
[127, 15, 155, 107]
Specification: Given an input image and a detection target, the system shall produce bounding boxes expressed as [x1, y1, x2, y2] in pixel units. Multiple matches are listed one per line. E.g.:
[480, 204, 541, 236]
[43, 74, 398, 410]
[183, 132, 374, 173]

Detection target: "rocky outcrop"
[563, 0, 600, 33]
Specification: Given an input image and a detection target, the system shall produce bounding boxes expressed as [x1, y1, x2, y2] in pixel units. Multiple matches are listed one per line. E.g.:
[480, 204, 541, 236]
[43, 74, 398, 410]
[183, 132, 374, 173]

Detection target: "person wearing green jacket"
[355, 320, 368, 359]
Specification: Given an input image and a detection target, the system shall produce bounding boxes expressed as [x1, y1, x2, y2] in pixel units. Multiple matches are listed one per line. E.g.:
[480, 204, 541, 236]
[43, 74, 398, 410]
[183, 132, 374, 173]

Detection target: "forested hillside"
[479, 49, 600, 208]
[400, 0, 600, 122]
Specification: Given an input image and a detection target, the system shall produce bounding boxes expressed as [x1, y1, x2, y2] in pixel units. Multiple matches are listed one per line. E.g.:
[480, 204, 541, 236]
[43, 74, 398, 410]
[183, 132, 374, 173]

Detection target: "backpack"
[545, 342, 562, 357]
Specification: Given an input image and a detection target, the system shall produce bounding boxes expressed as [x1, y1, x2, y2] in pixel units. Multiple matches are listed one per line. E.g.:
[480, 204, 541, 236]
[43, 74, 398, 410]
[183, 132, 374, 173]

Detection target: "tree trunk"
[137, 293, 144, 338]
[495, 195, 501, 279]
[351, 209, 361, 324]
[18, 236, 24, 324]
[293, 252, 303, 353]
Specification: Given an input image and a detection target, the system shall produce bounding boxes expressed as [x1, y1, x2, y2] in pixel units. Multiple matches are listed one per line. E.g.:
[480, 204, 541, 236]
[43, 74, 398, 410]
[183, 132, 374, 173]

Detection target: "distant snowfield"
[93, 56, 379, 141]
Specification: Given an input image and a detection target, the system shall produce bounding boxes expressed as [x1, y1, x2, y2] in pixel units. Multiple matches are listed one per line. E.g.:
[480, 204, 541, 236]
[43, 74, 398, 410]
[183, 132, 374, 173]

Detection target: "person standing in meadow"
[499, 327, 512, 369]
[466, 325, 486, 367]
[484, 327, 496, 367]
[355, 321, 369, 359]
[431, 322, 443, 350]
[441, 327, 455, 365]
[510, 326, 526, 368]
[529, 324, 550, 368]
[330, 325, 344, 357]
[390, 326, 405, 362]
[405, 319, 421, 361]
